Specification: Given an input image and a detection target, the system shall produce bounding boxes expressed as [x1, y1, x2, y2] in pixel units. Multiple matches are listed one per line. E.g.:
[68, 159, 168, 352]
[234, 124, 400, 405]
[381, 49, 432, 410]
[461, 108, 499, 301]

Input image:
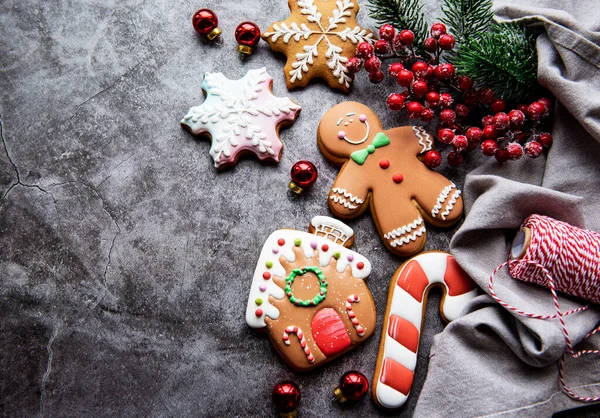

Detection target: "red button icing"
[392, 173, 404, 183]
[277, 238, 285, 246]
[262, 272, 271, 280]
[356, 261, 365, 270]
[379, 159, 390, 169]
[321, 244, 329, 252]
[255, 309, 263, 317]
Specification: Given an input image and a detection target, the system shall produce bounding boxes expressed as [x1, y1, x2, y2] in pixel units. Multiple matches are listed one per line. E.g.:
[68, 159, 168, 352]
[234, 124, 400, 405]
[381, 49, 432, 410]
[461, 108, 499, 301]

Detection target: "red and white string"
[488, 214, 600, 402]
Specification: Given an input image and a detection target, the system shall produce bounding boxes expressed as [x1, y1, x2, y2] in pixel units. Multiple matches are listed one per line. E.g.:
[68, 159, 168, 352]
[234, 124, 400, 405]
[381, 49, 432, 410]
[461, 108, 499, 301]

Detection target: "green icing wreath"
[284, 266, 327, 307]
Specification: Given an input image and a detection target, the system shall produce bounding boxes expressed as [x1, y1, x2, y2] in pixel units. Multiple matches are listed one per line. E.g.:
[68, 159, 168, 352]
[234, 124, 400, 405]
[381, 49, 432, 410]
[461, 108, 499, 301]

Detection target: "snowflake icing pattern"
[181, 68, 301, 169]
[264, 0, 373, 91]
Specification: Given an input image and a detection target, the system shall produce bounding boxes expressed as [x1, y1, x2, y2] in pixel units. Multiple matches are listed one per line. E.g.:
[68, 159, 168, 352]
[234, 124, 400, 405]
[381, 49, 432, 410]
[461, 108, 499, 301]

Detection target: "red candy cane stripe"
[346, 294, 365, 337]
[282, 326, 314, 363]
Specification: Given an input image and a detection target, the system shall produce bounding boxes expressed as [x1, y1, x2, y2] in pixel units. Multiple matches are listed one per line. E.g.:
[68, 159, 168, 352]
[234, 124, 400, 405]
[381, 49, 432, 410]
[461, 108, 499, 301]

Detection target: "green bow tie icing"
[350, 132, 391, 165]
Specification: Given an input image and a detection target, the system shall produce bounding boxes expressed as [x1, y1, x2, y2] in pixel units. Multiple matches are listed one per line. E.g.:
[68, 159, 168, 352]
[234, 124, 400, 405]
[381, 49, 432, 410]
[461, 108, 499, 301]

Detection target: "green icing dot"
[333, 251, 341, 259]
[294, 238, 302, 246]
[265, 260, 273, 268]
[255, 298, 263, 305]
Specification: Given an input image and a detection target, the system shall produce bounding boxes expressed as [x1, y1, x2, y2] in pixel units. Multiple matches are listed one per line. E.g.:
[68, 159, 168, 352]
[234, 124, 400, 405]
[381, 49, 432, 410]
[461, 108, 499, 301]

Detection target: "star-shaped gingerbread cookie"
[263, 0, 374, 92]
[181, 67, 301, 169]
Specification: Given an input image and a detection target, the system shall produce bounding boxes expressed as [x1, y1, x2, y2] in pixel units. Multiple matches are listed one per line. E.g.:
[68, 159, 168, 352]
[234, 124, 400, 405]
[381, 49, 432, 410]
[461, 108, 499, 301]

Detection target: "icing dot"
[367, 144, 376, 154]
[272, 248, 279, 254]
[310, 241, 318, 249]
[255, 298, 263, 305]
[265, 260, 273, 268]
[347, 254, 354, 262]
[263, 272, 271, 280]
[321, 244, 329, 252]
[359, 114, 367, 122]
[259, 285, 267, 292]
[255, 309, 263, 317]
[379, 159, 390, 169]
[357, 262, 365, 270]
[294, 238, 302, 246]
[277, 238, 285, 246]
[392, 173, 404, 183]
[338, 130, 346, 139]
[333, 251, 341, 259]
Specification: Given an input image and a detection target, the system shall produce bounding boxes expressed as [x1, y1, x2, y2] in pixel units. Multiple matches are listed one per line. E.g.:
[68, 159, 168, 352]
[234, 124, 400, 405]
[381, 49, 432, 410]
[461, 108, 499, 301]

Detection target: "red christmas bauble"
[334, 371, 369, 402]
[192, 9, 221, 40]
[289, 160, 318, 194]
[272, 381, 301, 416]
[235, 22, 261, 55]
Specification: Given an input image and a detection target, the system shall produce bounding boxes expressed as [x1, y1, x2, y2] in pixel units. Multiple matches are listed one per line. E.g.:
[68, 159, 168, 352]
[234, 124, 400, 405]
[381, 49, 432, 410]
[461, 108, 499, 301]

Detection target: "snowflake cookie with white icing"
[318, 101, 464, 257]
[181, 67, 301, 169]
[263, 0, 373, 92]
[246, 216, 376, 371]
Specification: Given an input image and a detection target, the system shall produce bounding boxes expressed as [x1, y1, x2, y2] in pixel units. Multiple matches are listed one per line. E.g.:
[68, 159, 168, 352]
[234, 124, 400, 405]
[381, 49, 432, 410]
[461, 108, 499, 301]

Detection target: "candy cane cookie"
[372, 251, 478, 409]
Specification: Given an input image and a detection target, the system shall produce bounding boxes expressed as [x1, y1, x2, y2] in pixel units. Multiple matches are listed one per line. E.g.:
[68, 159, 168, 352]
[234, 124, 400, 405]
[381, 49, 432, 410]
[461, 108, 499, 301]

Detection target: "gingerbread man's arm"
[412, 169, 463, 226]
[328, 161, 371, 219]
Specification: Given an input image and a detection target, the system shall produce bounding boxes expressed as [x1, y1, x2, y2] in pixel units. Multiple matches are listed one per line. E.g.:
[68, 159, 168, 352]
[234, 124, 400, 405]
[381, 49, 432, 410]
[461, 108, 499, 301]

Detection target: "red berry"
[406, 101, 423, 118]
[420, 108, 435, 123]
[386, 93, 405, 111]
[525, 141, 543, 158]
[398, 30, 415, 45]
[538, 132, 553, 148]
[434, 63, 455, 80]
[346, 57, 362, 73]
[506, 142, 524, 159]
[455, 104, 469, 118]
[412, 61, 429, 77]
[426, 91, 440, 107]
[508, 109, 525, 128]
[452, 135, 468, 151]
[388, 62, 404, 77]
[495, 148, 510, 163]
[481, 115, 494, 126]
[466, 127, 483, 143]
[439, 92, 454, 108]
[440, 109, 456, 125]
[374, 39, 391, 55]
[378, 24, 396, 41]
[397, 69, 414, 87]
[493, 112, 510, 130]
[356, 42, 374, 59]
[423, 65, 434, 80]
[517, 103, 529, 113]
[438, 34, 455, 50]
[438, 128, 455, 145]
[424, 37, 437, 52]
[369, 70, 385, 83]
[431, 22, 447, 38]
[423, 150, 442, 168]
[479, 87, 495, 105]
[411, 80, 428, 97]
[447, 150, 463, 166]
[364, 56, 381, 73]
[527, 102, 546, 120]
[463, 88, 479, 107]
[481, 139, 499, 156]
[483, 125, 497, 140]
[538, 97, 552, 113]
[490, 98, 506, 113]
[458, 76, 473, 91]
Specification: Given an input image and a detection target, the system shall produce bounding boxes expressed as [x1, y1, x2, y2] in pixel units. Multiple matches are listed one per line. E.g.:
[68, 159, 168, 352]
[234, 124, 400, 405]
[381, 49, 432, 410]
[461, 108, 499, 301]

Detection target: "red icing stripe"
[311, 308, 351, 356]
[444, 255, 476, 296]
[396, 260, 429, 302]
[387, 315, 419, 353]
[380, 358, 414, 395]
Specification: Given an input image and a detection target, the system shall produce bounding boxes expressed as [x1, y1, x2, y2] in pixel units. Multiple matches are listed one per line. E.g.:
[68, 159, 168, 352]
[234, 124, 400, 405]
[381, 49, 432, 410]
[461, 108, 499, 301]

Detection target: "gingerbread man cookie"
[372, 252, 477, 409]
[181, 67, 301, 169]
[263, 0, 373, 92]
[318, 101, 464, 257]
[246, 216, 376, 371]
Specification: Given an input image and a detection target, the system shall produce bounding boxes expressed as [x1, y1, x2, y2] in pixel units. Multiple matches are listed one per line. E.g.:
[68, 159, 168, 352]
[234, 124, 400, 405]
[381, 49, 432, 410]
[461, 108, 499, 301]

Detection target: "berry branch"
[367, 0, 428, 54]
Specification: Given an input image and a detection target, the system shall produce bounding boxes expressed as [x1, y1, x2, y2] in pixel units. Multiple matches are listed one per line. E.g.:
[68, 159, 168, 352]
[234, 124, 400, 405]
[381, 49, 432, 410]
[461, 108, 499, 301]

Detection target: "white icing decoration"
[263, 0, 373, 88]
[374, 252, 477, 409]
[181, 67, 301, 168]
[329, 188, 364, 211]
[412, 126, 433, 153]
[246, 225, 371, 329]
[310, 215, 354, 245]
[383, 217, 423, 240]
[431, 183, 455, 218]
[441, 189, 461, 220]
[387, 226, 426, 248]
[336, 113, 370, 144]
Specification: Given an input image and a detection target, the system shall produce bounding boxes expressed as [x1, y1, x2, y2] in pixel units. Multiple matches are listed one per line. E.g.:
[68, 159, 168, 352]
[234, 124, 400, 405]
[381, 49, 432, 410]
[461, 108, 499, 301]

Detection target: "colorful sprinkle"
[392, 173, 404, 183]
[272, 248, 279, 254]
[322, 244, 329, 252]
[255, 309, 263, 317]
[347, 254, 354, 262]
[255, 298, 263, 305]
[359, 114, 367, 122]
[338, 130, 346, 139]
[294, 238, 302, 246]
[379, 159, 390, 169]
[333, 251, 341, 259]
[277, 238, 285, 246]
[265, 260, 273, 268]
[259, 285, 267, 292]
[263, 272, 271, 280]
[310, 240, 318, 249]
[357, 262, 365, 270]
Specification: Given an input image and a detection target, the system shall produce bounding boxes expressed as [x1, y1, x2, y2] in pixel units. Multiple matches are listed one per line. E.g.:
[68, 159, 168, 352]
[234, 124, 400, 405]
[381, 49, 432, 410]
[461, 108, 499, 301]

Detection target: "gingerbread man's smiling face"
[318, 102, 382, 159]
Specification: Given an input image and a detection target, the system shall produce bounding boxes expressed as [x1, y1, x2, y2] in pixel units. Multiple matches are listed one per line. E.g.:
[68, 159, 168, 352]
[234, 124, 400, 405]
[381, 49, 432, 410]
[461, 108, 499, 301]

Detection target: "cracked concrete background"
[0, 0, 539, 416]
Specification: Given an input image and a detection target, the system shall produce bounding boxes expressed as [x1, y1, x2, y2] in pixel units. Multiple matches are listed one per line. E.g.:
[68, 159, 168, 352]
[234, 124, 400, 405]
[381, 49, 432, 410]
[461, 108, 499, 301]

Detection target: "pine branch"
[452, 23, 538, 101]
[440, 0, 493, 43]
[367, 0, 428, 52]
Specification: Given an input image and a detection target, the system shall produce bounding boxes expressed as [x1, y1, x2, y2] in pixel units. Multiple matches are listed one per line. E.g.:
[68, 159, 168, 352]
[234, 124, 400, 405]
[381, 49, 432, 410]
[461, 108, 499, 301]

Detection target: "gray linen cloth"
[414, 2, 600, 417]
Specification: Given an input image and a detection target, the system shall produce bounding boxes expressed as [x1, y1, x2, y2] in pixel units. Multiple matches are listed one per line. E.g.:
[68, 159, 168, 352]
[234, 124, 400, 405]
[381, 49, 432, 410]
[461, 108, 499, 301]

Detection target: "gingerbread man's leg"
[413, 176, 463, 227]
[371, 191, 427, 257]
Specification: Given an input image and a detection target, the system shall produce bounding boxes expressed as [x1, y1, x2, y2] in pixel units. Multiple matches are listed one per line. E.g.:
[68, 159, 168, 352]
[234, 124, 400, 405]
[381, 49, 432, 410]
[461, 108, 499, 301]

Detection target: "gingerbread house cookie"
[246, 216, 376, 371]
